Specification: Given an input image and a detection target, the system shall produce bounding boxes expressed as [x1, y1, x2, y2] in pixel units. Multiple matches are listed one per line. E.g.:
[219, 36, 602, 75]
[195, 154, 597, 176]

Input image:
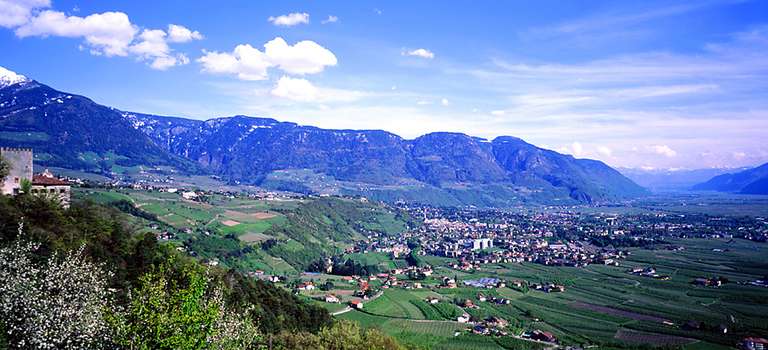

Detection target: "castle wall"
[0, 147, 33, 195]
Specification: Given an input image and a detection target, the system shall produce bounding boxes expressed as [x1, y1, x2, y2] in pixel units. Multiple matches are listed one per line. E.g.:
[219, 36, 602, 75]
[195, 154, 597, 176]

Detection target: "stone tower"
[0, 147, 33, 195]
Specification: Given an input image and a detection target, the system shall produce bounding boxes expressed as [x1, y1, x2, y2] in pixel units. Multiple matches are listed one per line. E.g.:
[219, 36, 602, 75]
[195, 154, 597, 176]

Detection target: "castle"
[0, 147, 71, 207]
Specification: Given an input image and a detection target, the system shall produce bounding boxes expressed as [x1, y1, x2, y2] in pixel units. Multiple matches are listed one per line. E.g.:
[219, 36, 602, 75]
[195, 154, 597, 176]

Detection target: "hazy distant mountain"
[0, 66, 647, 205]
[619, 167, 744, 192]
[693, 163, 768, 194]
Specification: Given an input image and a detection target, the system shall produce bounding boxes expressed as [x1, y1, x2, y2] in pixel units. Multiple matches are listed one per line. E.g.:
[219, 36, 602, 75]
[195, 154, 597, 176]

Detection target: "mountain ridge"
[693, 163, 768, 194]
[0, 67, 647, 205]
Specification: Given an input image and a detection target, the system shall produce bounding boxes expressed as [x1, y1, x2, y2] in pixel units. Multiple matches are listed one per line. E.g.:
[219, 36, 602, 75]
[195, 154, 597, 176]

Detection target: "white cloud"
[268, 12, 309, 27]
[128, 27, 197, 70]
[571, 142, 584, 157]
[271, 76, 317, 101]
[15, 10, 138, 56]
[0, 0, 49, 28]
[198, 37, 337, 80]
[491, 110, 505, 116]
[264, 37, 337, 75]
[652, 145, 677, 157]
[416, 100, 431, 105]
[597, 146, 613, 157]
[403, 48, 434, 59]
[270, 76, 364, 103]
[321, 15, 338, 24]
[198, 44, 271, 80]
[3, 2, 200, 69]
[441, 98, 450, 106]
[167, 24, 202, 43]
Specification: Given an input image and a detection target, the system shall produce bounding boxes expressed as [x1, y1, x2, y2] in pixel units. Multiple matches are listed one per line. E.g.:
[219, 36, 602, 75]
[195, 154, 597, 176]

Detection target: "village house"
[349, 299, 364, 310]
[31, 169, 71, 207]
[530, 330, 557, 343]
[296, 282, 315, 291]
[324, 294, 340, 303]
[741, 337, 768, 350]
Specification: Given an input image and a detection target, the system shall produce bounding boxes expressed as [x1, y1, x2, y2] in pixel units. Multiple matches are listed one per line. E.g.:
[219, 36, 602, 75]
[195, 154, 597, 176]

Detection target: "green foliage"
[108, 261, 260, 350]
[265, 197, 411, 270]
[0, 195, 331, 338]
[273, 320, 407, 350]
[0, 155, 8, 182]
[19, 178, 31, 195]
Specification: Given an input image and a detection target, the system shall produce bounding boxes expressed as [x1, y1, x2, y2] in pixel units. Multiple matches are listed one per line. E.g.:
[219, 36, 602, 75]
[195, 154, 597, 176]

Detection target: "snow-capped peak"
[0, 66, 30, 88]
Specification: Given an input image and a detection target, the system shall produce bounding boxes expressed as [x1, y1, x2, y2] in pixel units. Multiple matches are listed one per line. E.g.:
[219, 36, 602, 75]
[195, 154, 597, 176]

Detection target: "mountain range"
[692, 163, 768, 195]
[0, 67, 647, 205]
[619, 167, 746, 192]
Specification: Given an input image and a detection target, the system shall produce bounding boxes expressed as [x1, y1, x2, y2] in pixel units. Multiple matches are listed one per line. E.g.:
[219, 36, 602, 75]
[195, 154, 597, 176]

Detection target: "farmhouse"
[296, 282, 315, 291]
[740, 338, 768, 350]
[349, 299, 363, 309]
[530, 330, 557, 343]
[31, 169, 71, 207]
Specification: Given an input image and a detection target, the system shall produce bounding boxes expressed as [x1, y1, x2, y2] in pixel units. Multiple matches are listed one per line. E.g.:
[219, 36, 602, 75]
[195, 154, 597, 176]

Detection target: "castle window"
[60, 189, 66, 193]
[14, 177, 19, 183]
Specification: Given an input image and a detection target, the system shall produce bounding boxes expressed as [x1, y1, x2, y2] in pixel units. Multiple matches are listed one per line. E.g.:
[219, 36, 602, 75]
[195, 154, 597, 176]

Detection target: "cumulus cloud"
[270, 76, 364, 103]
[16, 10, 138, 56]
[652, 145, 677, 157]
[198, 37, 337, 80]
[128, 28, 194, 70]
[321, 15, 338, 24]
[403, 48, 434, 59]
[441, 98, 450, 106]
[491, 110, 505, 116]
[0, 0, 49, 28]
[167, 24, 202, 43]
[268, 12, 309, 26]
[1, 1, 201, 69]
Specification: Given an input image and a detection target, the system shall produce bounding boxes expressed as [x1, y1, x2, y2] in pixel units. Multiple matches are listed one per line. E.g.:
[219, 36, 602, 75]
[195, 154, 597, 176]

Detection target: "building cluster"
[0, 148, 71, 207]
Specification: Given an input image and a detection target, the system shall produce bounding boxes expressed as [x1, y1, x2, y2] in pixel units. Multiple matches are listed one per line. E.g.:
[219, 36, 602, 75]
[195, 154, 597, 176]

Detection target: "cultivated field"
[340, 238, 768, 350]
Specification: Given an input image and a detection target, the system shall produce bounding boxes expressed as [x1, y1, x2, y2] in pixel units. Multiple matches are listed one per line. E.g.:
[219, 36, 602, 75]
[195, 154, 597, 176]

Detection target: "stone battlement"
[0, 147, 34, 153]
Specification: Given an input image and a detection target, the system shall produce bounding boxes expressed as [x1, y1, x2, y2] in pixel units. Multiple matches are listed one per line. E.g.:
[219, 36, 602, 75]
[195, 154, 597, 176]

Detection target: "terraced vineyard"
[340, 239, 767, 350]
[76, 188, 414, 273]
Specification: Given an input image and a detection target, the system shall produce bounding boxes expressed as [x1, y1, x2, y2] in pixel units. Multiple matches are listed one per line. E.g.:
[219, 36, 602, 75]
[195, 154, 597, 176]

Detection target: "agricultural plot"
[339, 238, 768, 349]
[364, 290, 427, 319]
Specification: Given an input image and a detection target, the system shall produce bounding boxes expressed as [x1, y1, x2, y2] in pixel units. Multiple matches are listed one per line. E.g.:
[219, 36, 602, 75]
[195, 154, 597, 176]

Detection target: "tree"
[0, 225, 115, 349]
[19, 178, 32, 195]
[0, 155, 8, 183]
[108, 260, 261, 350]
[273, 320, 406, 350]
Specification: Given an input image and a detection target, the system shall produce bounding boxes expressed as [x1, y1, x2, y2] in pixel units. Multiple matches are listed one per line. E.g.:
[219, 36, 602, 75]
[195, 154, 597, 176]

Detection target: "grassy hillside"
[77, 189, 415, 272]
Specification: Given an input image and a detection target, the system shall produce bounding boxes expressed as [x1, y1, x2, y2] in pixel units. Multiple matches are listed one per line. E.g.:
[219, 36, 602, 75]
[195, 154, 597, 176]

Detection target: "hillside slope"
[127, 113, 647, 204]
[693, 163, 768, 194]
[0, 79, 197, 173]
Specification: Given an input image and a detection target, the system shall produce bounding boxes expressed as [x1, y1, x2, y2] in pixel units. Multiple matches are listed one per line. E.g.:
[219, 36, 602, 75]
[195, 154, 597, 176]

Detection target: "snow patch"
[0, 66, 29, 88]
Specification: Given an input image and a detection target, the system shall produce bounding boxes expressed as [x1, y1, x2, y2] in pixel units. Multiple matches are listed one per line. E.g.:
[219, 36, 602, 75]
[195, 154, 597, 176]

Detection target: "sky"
[1, 0, 767, 170]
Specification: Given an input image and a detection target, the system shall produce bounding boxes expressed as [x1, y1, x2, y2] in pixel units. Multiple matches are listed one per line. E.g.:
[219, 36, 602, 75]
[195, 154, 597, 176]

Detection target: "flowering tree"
[0, 222, 115, 349]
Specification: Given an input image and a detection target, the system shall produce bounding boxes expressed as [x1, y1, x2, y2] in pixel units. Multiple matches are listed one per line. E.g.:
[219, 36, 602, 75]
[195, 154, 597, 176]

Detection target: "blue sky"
[1, 0, 767, 170]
